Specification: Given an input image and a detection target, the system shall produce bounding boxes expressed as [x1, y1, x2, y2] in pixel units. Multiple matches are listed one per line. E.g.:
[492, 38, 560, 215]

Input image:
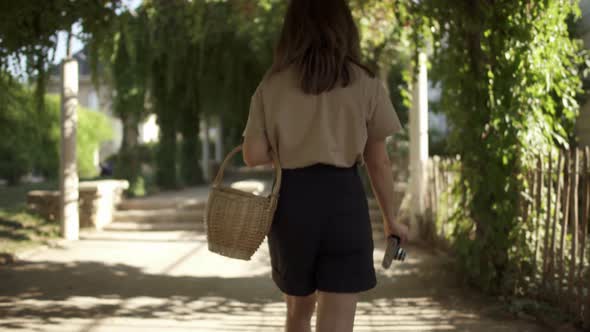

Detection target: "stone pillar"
[215, 117, 224, 163]
[60, 58, 79, 240]
[409, 52, 429, 235]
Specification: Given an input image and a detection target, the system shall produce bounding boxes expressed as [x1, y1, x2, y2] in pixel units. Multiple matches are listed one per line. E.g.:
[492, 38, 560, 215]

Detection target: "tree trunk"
[180, 109, 203, 186]
[116, 113, 143, 195]
[156, 112, 178, 189]
[60, 58, 79, 240]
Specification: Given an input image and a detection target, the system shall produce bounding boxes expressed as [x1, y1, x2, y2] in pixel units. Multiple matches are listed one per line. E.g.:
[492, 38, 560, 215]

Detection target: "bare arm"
[364, 139, 409, 244]
[242, 136, 272, 167]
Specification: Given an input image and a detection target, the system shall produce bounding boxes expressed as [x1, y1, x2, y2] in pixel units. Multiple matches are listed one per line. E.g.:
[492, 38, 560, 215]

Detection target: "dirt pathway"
[0, 224, 549, 332]
[0, 184, 554, 331]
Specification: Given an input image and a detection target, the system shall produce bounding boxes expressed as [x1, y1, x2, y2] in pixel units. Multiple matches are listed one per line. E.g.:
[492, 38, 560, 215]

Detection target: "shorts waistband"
[282, 163, 358, 175]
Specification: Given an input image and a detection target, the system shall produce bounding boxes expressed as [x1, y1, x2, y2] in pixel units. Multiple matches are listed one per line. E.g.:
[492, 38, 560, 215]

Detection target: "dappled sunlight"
[0, 236, 546, 332]
[230, 179, 267, 196]
[169, 239, 272, 278]
[0, 197, 544, 331]
[355, 298, 482, 331]
[373, 246, 423, 277]
[0, 295, 525, 332]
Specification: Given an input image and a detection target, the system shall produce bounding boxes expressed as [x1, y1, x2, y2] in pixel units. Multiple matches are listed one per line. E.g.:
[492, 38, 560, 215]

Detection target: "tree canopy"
[0, 0, 120, 113]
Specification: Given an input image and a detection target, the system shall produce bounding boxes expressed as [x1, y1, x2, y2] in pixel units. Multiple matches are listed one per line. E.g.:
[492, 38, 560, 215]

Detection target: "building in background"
[47, 49, 159, 167]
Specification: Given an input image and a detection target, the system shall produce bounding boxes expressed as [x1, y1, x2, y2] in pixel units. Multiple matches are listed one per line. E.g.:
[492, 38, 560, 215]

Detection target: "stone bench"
[27, 180, 129, 230]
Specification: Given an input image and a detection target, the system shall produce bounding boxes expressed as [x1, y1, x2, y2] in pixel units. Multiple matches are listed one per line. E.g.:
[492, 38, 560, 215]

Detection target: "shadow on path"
[0, 238, 548, 332]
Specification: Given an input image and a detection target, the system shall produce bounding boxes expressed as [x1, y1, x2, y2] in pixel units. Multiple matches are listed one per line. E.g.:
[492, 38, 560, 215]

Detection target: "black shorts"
[267, 163, 377, 296]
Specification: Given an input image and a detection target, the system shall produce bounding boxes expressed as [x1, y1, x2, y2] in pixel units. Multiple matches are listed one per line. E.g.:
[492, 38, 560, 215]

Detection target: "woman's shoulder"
[257, 63, 378, 96]
[346, 63, 384, 102]
[258, 66, 298, 92]
[349, 62, 378, 85]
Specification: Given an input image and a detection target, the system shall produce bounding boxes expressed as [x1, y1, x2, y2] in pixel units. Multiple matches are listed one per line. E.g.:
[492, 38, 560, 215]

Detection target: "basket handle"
[212, 145, 282, 199]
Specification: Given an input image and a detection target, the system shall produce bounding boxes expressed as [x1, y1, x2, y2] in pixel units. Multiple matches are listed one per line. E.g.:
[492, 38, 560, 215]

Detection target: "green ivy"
[420, 0, 586, 293]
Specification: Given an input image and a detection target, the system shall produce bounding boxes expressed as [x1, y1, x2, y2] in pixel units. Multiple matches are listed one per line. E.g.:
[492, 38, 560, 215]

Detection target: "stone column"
[60, 58, 79, 240]
[409, 52, 429, 237]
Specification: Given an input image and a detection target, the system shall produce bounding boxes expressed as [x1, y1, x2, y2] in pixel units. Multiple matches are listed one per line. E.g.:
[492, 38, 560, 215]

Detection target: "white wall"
[139, 114, 159, 144]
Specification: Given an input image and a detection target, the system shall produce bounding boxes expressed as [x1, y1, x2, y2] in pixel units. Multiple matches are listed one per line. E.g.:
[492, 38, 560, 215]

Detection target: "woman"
[242, 0, 409, 331]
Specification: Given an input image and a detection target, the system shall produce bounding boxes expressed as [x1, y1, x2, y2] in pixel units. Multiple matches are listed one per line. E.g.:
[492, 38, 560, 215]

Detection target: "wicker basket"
[205, 145, 281, 260]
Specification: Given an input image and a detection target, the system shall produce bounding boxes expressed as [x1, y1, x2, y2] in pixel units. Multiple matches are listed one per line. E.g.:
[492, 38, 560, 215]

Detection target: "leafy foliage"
[101, 10, 152, 191]
[419, 0, 587, 293]
[135, 0, 283, 188]
[0, 0, 120, 113]
[0, 79, 112, 183]
[0, 75, 38, 184]
[44, 95, 114, 179]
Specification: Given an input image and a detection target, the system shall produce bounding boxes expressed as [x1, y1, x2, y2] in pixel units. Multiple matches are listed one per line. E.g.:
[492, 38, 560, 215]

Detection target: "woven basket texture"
[205, 146, 280, 260]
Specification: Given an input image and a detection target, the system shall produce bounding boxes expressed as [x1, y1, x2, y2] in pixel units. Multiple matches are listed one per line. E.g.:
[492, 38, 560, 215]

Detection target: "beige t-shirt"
[242, 64, 402, 169]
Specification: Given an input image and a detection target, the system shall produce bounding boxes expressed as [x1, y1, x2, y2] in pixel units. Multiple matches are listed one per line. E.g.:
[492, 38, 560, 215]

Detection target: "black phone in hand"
[381, 235, 406, 269]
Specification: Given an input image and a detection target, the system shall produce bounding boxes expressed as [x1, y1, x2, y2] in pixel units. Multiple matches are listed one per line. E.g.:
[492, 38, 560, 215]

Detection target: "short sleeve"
[367, 79, 402, 140]
[242, 84, 267, 139]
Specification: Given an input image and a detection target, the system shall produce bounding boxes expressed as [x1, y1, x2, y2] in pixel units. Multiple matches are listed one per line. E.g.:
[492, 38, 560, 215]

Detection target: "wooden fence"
[426, 148, 590, 328]
[424, 155, 463, 248]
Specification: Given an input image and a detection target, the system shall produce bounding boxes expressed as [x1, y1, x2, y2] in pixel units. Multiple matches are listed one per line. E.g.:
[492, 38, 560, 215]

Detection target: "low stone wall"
[27, 190, 60, 222]
[27, 180, 129, 230]
[79, 180, 128, 229]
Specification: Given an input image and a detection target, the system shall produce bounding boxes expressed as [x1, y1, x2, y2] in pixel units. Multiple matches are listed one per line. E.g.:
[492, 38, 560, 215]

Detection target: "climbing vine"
[418, 0, 587, 293]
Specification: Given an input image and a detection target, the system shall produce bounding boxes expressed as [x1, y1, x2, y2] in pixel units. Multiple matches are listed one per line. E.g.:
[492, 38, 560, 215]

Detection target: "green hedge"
[0, 78, 37, 184]
[43, 94, 113, 179]
[0, 82, 113, 184]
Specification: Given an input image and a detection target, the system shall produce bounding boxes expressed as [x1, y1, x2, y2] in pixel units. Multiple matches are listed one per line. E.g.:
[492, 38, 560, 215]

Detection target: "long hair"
[272, 0, 373, 95]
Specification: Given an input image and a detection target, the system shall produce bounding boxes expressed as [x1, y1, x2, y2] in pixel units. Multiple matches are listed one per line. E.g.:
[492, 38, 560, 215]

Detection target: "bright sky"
[52, 0, 142, 64]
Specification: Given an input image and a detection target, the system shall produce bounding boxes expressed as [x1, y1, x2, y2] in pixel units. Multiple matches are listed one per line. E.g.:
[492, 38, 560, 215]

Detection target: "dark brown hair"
[272, 0, 373, 95]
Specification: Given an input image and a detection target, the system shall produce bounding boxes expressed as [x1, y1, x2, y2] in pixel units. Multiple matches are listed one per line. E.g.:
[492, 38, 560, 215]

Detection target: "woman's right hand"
[386, 220, 409, 245]
[364, 139, 409, 245]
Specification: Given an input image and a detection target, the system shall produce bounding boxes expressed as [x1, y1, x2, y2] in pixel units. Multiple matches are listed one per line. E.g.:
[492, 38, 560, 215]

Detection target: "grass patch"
[506, 297, 571, 321]
[0, 181, 57, 210]
[0, 209, 60, 256]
